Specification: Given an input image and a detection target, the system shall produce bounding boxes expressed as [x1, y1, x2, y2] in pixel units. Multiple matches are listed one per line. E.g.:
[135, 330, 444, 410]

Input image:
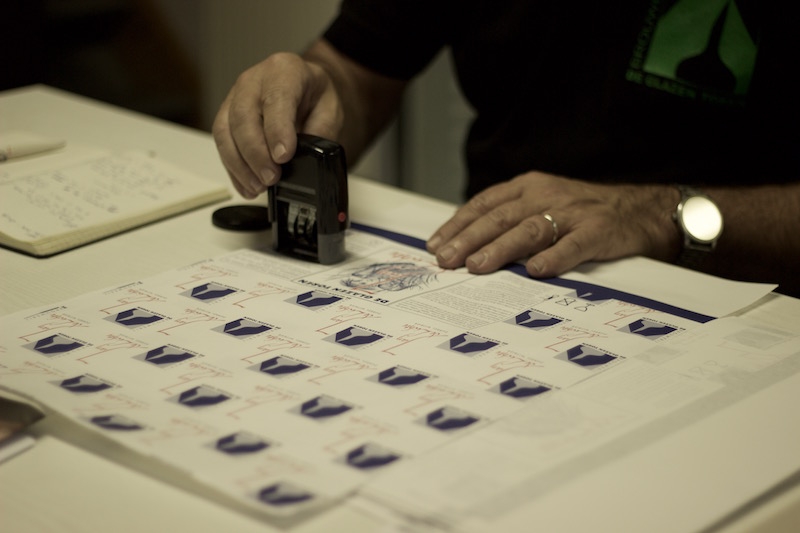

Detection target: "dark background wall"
[2, 0, 201, 128]
[2, 0, 469, 202]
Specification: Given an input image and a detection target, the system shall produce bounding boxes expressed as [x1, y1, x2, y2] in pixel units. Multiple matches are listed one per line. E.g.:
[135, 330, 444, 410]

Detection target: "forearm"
[700, 182, 800, 296]
[303, 39, 406, 164]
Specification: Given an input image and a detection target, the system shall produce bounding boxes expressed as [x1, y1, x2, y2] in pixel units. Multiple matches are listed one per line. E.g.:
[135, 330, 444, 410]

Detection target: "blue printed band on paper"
[351, 221, 428, 250]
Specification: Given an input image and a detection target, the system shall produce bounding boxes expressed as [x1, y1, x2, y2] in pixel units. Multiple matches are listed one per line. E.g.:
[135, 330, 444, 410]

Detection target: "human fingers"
[522, 198, 636, 278]
[526, 184, 680, 277]
[230, 55, 303, 188]
[526, 228, 591, 278]
[428, 172, 679, 277]
[212, 90, 264, 199]
[212, 75, 280, 198]
[426, 182, 529, 266]
[213, 53, 337, 198]
[299, 65, 344, 142]
[258, 55, 344, 167]
[464, 211, 563, 274]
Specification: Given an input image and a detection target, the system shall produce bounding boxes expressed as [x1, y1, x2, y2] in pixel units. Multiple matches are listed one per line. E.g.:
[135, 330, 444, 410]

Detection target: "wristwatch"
[673, 185, 724, 268]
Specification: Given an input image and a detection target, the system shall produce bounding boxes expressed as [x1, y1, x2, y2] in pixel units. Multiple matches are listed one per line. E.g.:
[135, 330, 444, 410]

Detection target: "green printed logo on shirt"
[627, 0, 759, 104]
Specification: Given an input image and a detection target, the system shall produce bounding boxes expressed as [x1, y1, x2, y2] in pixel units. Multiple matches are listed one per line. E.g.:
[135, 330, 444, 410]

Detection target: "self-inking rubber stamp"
[268, 134, 348, 264]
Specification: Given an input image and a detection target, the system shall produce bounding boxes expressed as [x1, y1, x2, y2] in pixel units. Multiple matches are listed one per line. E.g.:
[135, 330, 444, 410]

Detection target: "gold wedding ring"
[543, 213, 558, 245]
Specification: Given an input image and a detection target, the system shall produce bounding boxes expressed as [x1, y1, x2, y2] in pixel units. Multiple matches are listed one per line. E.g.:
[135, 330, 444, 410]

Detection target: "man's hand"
[426, 171, 682, 277]
[212, 51, 343, 199]
[212, 39, 406, 200]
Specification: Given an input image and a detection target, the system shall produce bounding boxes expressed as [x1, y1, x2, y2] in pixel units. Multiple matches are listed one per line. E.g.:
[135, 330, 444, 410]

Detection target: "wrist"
[664, 185, 684, 262]
[629, 183, 682, 263]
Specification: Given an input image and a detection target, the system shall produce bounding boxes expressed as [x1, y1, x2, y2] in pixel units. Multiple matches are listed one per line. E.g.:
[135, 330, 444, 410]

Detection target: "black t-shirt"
[324, 1, 797, 198]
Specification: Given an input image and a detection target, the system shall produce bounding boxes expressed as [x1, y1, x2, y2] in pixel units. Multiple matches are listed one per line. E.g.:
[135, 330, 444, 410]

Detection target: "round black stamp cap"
[212, 205, 271, 231]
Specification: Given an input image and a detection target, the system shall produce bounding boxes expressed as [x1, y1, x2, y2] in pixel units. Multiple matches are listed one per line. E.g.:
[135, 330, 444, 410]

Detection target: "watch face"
[681, 196, 723, 242]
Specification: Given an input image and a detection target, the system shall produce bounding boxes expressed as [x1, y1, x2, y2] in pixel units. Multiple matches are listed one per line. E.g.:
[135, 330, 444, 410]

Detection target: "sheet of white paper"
[365, 201, 775, 319]
[0, 227, 796, 528]
[564, 257, 777, 318]
[0, 435, 278, 533]
[361, 315, 800, 531]
[0, 434, 36, 465]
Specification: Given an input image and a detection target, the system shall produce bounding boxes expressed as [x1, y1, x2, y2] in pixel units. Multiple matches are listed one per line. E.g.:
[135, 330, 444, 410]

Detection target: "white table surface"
[1, 85, 799, 533]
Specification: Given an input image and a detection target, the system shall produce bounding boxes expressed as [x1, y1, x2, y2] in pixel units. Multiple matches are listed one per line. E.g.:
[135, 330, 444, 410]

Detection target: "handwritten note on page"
[0, 138, 229, 256]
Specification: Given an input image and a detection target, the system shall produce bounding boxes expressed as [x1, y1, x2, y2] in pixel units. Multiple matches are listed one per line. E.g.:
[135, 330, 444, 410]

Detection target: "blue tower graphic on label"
[59, 375, 112, 393]
[561, 345, 617, 368]
[513, 310, 562, 329]
[447, 333, 498, 354]
[177, 385, 231, 407]
[144, 345, 195, 365]
[294, 291, 342, 308]
[333, 326, 383, 347]
[90, 414, 143, 431]
[112, 308, 163, 327]
[299, 395, 353, 419]
[621, 318, 677, 339]
[376, 367, 429, 386]
[222, 318, 271, 337]
[345, 443, 401, 469]
[257, 482, 314, 506]
[495, 377, 550, 399]
[425, 406, 479, 431]
[215, 432, 270, 455]
[259, 356, 310, 376]
[189, 282, 237, 301]
[31, 334, 84, 354]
